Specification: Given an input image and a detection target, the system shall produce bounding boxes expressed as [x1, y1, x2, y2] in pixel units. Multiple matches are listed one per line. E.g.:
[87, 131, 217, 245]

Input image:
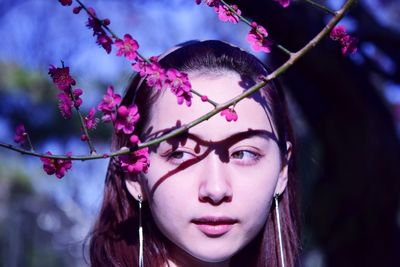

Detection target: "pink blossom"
[146, 62, 166, 90]
[330, 25, 358, 56]
[340, 35, 358, 56]
[73, 88, 83, 108]
[221, 108, 238, 122]
[119, 147, 150, 174]
[247, 22, 272, 53]
[215, 4, 241, 24]
[274, 0, 290, 8]
[58, 92, 73, 119]
[165, 68, 193, 107]
[14, 124, 27, 145]
[201, 95, 208, 102]
[40, 152, 72, 179]
[114, 105, 140, 135]
[97, 34, 113, 54]
[130, 135, 139, 145]
[132, 56, 159, 77]
[98, 85, 121, 122]
[115, 34, 139, 61]
[330, 25, 347, 41]
[59, 0, 72, 6]
[84, 108, 99, 130]
[196, 0, 220, 7]
[48, 65, 76, 91]
[86, 9, 113, 54]
[73, 6, 82, 14]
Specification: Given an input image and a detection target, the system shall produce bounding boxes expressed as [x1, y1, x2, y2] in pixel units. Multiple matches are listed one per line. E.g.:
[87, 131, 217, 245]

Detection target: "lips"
[191, 216, 238, 237]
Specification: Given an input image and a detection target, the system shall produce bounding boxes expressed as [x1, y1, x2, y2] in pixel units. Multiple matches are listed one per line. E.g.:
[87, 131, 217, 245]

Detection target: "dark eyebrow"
[168, 129, 279, 147]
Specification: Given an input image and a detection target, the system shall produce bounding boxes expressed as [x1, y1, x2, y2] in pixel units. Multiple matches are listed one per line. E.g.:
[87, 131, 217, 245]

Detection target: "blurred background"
[0, 0, 399, 266]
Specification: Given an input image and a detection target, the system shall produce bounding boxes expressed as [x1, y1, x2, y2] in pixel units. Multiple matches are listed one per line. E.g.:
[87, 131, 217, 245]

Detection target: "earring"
[138, 195, 144, 267]
[274, 194, 285, 267]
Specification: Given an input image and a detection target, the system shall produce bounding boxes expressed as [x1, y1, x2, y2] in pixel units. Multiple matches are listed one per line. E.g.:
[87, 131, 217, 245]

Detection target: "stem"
[1, 0, 356, 161]
[25, 133, 34, 152]
[75, 0, 151, 64]
[220, 0, 293, 56]
[190, 88, 218, 107]
[70, 92, 97, 154]
[302, 0, 337, 15]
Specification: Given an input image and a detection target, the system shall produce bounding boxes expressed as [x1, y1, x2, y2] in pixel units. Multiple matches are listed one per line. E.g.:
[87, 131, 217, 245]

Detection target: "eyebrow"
[166, 129, 278, 146]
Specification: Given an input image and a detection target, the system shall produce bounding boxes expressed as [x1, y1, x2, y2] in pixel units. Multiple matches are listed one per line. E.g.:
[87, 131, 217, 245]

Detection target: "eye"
[166, 150, 196, 165]
[231, 150, 262, 166]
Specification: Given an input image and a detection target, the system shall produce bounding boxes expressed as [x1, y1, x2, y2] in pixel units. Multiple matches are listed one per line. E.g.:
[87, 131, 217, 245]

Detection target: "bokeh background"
[0, 0, 399, 266]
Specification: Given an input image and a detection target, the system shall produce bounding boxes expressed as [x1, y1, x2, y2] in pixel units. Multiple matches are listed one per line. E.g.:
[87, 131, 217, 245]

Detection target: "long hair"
[89, 40, 300, 267]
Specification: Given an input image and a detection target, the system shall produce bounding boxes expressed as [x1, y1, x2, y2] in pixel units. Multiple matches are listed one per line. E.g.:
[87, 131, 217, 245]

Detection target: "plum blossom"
[215, 4, 241, 24]
[115, 34, 139, 61]
[330, 25, 358, 56]
[58, 92, 73, 119]
[119, 147, 150, 174]
[59, 0, 72, 6]
[98, 85, 121, 122]
[73, 88, 83, 108]
[247, 22, 272, 53]
[48, 65, 76, 91]
[196, 0, 221, 7]
[274, 0, 290, 8]
[73, 6, 82, 14]
[165, 68, 193, 106]
[132, 56, 159, 77]
[221, 108, 238, 122]
[86, 8, 113, 54]
[14, 124, 27, 145]
[146, 62, 166, 90]
[84, 108, 99, 130]
[40, 152, 72, 179]
[114, 105, 140, 135]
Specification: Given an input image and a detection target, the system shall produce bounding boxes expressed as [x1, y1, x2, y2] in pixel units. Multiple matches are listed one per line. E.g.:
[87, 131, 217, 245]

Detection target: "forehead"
[146, 72, 275, 141]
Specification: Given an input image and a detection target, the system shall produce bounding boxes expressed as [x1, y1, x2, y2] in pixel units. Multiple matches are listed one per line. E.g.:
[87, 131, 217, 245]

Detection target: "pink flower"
[73, 88, 83, 108]
[58, 92, 73, 119]
[84, 108, 99, 130]
[197, 0, 220, 7]
[330, 25, 347, 41]
[119, 147, 150, 174]
[201, 95, 208, 102]
[132, 56, 158, 77]
[73, 6, 82, 14]
[59, 0, 72, 6]
[115, 34, 139, 61]
[98, 85, 121, 122]
[86, 8, 113, 54]
[146, 62, 166, 90]
[165, 68, 193, 107]
[221, 108, 238, 122]
[114, 105, 140, 135]
[97, 34, 113, 54]
[48, 65, 76, 91]
[40, 151, 72, 179]
[340, 35, 358, 56]
[215, 4, 241, 24]
[330, 25, 358, 56]
[14, 124, 27, 145]
[247, 22, 272, 53]
[274, 0, 290, 8]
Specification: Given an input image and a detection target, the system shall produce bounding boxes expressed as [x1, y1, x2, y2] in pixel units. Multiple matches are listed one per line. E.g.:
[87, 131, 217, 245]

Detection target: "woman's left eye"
[231, 150, 261, 165]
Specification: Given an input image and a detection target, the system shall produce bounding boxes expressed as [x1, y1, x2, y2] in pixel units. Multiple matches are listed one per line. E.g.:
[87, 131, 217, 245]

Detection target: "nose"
[198, 156, 233, 205]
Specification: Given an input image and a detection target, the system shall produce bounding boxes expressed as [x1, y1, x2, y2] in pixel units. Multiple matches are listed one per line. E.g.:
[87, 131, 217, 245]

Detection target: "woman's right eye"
[166, 150, 196, 165]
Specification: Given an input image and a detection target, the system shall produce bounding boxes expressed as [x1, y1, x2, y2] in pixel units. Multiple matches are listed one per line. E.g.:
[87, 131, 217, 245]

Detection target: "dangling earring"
[274, 193, 285, 267]
[138, 195, 144, 267]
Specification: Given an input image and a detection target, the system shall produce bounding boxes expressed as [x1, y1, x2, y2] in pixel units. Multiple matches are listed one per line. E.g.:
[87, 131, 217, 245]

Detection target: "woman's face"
[128, 71, 288, 265]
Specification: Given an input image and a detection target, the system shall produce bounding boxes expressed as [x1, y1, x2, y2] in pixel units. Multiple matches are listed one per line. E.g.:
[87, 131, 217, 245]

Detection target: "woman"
[90, 40, 300, 267]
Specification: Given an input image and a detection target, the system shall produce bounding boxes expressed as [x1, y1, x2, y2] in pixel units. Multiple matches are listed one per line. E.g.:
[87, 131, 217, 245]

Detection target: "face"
[128, 71, 288, 265]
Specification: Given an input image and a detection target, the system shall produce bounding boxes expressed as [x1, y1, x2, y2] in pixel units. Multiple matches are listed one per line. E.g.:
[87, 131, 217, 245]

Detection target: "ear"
[274, 141, 292, 196]
[125, 175, 145, 201]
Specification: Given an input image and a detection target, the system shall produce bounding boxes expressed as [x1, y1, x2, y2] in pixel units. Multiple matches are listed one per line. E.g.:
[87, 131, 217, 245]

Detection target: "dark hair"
[89, 40, 300, 267]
